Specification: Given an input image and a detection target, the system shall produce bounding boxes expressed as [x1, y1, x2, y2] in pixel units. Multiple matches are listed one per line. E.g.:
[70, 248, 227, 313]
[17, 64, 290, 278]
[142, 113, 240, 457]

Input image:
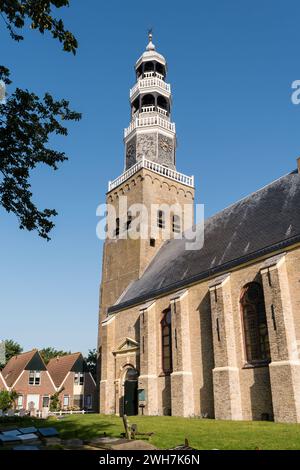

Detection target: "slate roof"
[2, 350, 38, 387]
[47, 353, 82, 388]
[109, 169, 300, 313]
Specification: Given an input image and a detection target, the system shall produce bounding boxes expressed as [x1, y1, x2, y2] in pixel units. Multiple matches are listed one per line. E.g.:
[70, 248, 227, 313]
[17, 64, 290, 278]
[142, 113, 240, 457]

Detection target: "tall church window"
[157, 210, 165, 229]
[241, 282, 271, 364]
[172, 215, 181, 233]
[115, 218, 120, 237]
[161, 308, 172, 374]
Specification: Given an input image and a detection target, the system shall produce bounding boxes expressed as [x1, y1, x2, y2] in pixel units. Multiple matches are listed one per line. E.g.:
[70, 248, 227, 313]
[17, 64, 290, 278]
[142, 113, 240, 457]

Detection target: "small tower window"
[241, 282, 271, 364]
[172, 215, 181, 233]
[115, 218, 120, 237]
[150, 238, 156, 247]
[161, 308, 172, 374]
[157, 210, 165, 229]
[127, 212, 132, 230]
[156, 62, 165, 78]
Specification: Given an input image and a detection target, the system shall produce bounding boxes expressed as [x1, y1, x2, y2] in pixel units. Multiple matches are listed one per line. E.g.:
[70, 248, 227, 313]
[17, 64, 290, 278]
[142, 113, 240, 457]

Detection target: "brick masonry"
[99, 244, 300, 422]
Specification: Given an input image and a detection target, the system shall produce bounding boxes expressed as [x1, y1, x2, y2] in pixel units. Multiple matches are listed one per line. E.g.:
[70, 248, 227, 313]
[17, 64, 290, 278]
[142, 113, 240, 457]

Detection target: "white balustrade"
[143, 72, 154, 78]
[142, 71, 164, 80]
[108, 157, 194, 191]
[157, 106, 168, 116]
[141, 105, 155, 113]
[130, 77, 171, 98]
[124, 115, 175, 138]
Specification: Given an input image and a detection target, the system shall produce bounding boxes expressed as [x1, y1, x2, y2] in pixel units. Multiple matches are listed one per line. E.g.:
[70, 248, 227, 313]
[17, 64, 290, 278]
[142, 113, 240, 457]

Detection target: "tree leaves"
[40, 347, 71, 364]
[84, 348, 97, 379]
[0, 1, 81, 239]
[0, 70, 81, 240]
[0, 0, 78, 54]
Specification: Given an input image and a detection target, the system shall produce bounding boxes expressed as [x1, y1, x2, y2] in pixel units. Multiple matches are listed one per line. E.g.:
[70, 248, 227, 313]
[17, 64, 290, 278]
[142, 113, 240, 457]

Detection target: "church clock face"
[127, 143, 135, 158]
[159, 136, 173, 153]
[126, 142, 136, 168]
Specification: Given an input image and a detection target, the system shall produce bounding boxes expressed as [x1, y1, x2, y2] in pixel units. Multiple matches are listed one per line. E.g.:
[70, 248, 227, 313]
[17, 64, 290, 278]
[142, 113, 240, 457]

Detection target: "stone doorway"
[123, 368, 138, 416]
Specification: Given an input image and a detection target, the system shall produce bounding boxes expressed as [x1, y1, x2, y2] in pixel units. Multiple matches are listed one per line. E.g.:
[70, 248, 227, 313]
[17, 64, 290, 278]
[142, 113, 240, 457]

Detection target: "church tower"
[99, 32, 194, 318]
[98, 35, 195, 411]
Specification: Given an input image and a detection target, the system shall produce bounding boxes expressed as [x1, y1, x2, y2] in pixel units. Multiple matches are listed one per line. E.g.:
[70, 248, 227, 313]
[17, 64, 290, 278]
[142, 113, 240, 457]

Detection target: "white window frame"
[63, 395, 70, 408]
[74, 372, 84, 385]
[42, 395, 50, 408]
[17, 395, 23, 409]
[28, 370, 41, 386]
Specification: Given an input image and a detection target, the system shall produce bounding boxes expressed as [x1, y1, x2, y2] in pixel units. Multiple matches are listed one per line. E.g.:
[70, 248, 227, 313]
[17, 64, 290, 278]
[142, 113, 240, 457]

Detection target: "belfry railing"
[130, 77, 171, 98]
[108, 157, 194, 191]
[124, 115, 175, 138]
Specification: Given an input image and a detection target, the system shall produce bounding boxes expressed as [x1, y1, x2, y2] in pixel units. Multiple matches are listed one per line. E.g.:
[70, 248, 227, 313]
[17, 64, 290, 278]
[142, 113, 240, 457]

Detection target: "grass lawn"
[1, 414, 300, 450]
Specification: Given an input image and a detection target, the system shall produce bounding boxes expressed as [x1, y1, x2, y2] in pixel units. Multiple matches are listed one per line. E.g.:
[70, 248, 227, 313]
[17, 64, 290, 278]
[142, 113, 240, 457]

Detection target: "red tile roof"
[2, 350, 38, 387]
[47, 352, 82, 388]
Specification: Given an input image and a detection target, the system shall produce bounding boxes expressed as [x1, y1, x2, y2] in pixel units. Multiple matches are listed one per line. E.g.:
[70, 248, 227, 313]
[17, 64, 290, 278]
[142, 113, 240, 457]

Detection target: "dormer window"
[29, 370, 41, 386]
[74, 372, 84, 385]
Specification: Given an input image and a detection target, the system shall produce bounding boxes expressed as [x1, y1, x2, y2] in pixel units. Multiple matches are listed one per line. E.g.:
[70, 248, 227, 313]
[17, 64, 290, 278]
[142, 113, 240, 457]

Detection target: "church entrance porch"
[123, 368, 139, 416]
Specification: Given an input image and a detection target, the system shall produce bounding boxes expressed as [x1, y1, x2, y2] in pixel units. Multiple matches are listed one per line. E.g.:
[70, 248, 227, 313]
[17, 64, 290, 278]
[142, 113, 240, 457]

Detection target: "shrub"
[0, 390, 18, 411]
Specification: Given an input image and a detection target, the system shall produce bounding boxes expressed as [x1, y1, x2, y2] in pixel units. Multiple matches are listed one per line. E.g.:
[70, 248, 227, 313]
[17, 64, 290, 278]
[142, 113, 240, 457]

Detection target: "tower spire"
[146, 28, 155, 51]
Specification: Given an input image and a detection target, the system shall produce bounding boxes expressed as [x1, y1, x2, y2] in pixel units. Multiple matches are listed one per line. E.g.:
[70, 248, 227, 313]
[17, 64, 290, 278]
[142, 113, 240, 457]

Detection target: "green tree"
[50, 387, 64, 412]
[85, 348, 97, 379]
[0, 1, 81, 240]
[0, 339, 23, 368]
[40, 347, 71, 365]
[0, 390, 18, 411]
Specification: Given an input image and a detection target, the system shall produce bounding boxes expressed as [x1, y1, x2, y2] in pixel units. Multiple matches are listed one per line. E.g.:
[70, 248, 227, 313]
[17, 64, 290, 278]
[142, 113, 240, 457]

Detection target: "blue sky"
[1, 0, 300, 355]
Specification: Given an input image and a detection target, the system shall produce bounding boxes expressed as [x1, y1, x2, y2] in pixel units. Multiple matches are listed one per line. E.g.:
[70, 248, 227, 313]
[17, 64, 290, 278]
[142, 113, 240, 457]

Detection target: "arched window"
[156, 62, 165, 78]
[241, 282, 270, 364]
[125, 368, 138, 381]
[157, 210, 165, 229]
[161, 309, 172, 374]
[157, 95, 168, 112]
[141, 93, 155, 110]
[131, 98, 139, 116]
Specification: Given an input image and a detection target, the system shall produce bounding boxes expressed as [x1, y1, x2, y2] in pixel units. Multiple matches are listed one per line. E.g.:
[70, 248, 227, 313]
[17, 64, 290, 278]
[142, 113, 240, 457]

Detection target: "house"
[47, 353, 96, 411]
[1, 349, 56, 410]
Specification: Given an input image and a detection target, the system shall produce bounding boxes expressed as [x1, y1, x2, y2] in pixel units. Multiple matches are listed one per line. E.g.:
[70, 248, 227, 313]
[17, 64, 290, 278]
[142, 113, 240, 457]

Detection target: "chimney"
[297, 157, 300, 174]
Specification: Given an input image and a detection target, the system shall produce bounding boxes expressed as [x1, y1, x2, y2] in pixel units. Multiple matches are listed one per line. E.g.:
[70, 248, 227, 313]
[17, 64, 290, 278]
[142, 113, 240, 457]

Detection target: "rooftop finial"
[146, 28, 155, 51]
